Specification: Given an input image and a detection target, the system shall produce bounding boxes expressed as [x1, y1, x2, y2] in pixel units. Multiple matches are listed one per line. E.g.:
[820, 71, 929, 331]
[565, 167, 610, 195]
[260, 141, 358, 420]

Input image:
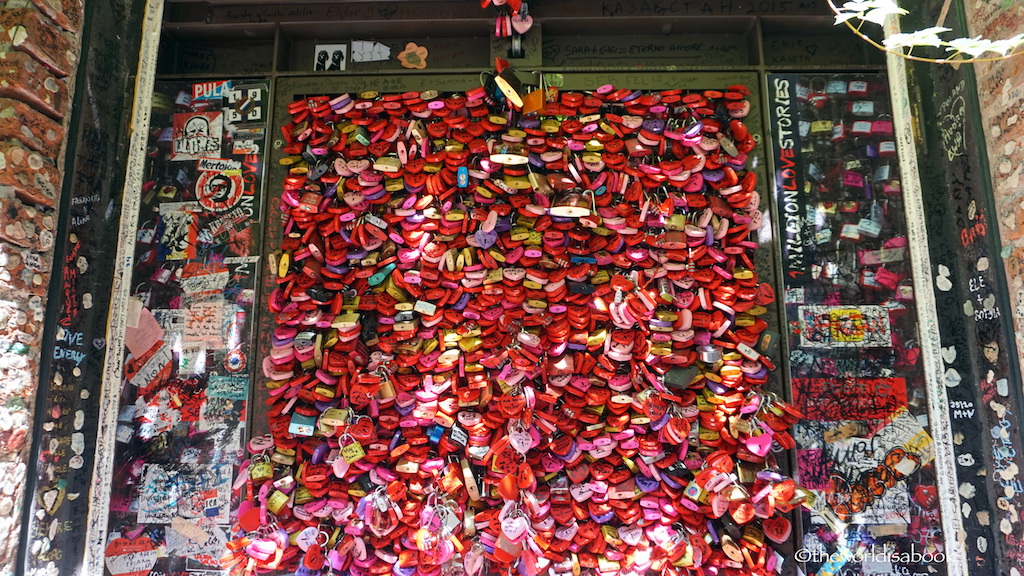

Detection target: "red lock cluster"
[226, 84, 807, 576]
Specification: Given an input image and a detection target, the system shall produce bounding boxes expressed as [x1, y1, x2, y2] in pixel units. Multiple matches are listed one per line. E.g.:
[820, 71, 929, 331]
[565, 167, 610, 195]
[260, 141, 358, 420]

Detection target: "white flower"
[986, 33, 1024, 56]
[945, 36, 995, 58]
[883, 26, 952, 49]
[834, 0, 908, 24]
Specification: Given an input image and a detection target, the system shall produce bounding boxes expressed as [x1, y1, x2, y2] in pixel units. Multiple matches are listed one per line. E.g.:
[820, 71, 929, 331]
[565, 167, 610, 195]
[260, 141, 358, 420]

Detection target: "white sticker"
[314, 43, 347, 71]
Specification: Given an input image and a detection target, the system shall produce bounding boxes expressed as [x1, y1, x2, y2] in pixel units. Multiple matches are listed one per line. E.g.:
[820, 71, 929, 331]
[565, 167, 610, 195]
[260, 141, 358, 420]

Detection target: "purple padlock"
[642, 118, 666, 134]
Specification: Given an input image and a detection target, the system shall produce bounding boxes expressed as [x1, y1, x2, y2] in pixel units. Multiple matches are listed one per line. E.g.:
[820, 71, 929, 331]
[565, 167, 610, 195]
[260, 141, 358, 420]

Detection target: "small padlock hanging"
[250, 453, 274, 482]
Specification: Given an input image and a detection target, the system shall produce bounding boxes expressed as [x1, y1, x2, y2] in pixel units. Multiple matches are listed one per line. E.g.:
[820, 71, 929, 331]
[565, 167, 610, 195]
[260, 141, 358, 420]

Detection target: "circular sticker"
[196, 171, 243, 212]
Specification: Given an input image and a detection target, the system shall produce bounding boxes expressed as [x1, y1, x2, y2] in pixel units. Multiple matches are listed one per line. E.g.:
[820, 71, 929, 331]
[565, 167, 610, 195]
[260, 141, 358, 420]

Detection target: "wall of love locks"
[231, 83, 806, 576]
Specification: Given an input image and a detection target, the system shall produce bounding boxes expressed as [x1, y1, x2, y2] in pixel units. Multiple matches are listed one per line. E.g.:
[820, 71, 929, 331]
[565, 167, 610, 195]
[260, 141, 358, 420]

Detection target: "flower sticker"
[398, 42, 428, 69]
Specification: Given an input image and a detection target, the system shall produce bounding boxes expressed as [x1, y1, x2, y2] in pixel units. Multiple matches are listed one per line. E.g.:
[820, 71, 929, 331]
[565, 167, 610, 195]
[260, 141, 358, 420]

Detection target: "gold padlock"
[810, 120, 832, 134]
[266, 490, 289, 514]
[293, 486, 314, 505]
[250, 455, 274, 481]
[665, 214, 688, 231]
[271, 447, 296, 466]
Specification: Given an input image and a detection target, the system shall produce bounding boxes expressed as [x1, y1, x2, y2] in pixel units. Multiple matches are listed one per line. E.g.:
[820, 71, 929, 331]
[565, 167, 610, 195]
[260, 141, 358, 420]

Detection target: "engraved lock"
[289, 413, 317, 437]
[250, 456, 274, 481]
[809, 120, 832, 135]
[665, 214, 688, 231]
[872, 116, 894, 136]
[271, 447, 296, 465]
[806, 162, 823, 183]
[794, 83, 811, 101]
[825, 77, 848, 95]
[830, 121, 846, 143]
[848, 100, 874, 116]
[857, 218, 882, 238]
[851, 120, 873, 137]
[340, 436, 366, 463]
[798, 120, 811, 138]
[373, 156, 401, 173]
[873, 162, 892, 184]
[352, 126, 370, 146]
[266, 490, 289, 514]
[847, 79, 869, 97]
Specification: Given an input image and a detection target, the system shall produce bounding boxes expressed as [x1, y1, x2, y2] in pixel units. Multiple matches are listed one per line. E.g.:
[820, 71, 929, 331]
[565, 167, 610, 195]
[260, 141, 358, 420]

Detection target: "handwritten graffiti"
[797, 305, 892, 348]
[826, 447, 921, 522]
[794, 377, 907, 420]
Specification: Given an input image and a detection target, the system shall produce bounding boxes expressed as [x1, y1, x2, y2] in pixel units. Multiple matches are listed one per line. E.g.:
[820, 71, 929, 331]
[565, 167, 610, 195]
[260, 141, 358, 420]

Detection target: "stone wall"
[0, 0, 81, 572]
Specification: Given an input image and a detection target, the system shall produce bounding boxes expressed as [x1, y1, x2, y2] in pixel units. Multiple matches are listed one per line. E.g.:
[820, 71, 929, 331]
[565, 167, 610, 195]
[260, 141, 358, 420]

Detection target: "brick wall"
[965, 5, 1024, 375]
[0, 0, 81, 571]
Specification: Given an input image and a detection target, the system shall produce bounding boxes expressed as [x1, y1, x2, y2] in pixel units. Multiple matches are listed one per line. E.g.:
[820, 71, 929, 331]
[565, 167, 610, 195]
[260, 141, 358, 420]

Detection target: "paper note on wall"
[184, 300, 224, 347]
[125, 307, 164, 358]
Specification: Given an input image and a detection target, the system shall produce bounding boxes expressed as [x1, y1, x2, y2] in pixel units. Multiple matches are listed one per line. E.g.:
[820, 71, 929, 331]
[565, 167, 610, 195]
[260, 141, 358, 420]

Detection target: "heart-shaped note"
[492, 445, 520, 474]
[501, 515, 528, 542]
[509, 427, 532, 454]
[710, 492, 730, 518]
[347, 159, 370, 173]
[577, 520, 601, 540]
[729, 500, 755, 525]
[569, 483, 593, 502]
[474, 229, 498, 249]
[762, 516, 792, 543]
[550, 504, 574, 525]
[566, 463, 590, 484]
[554, 522, 579, 541]
[497, 394, 527, 418]
[511, 13, 533, 34]
[643, 396, 667, 420]
[296, 526, 320, 551]
[941, 345, 957, 365]
[746, 432, 773, 457]
[105, 537, 158, 576]
[618, 524, 643, 546]
[550, 435, 574, 456]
